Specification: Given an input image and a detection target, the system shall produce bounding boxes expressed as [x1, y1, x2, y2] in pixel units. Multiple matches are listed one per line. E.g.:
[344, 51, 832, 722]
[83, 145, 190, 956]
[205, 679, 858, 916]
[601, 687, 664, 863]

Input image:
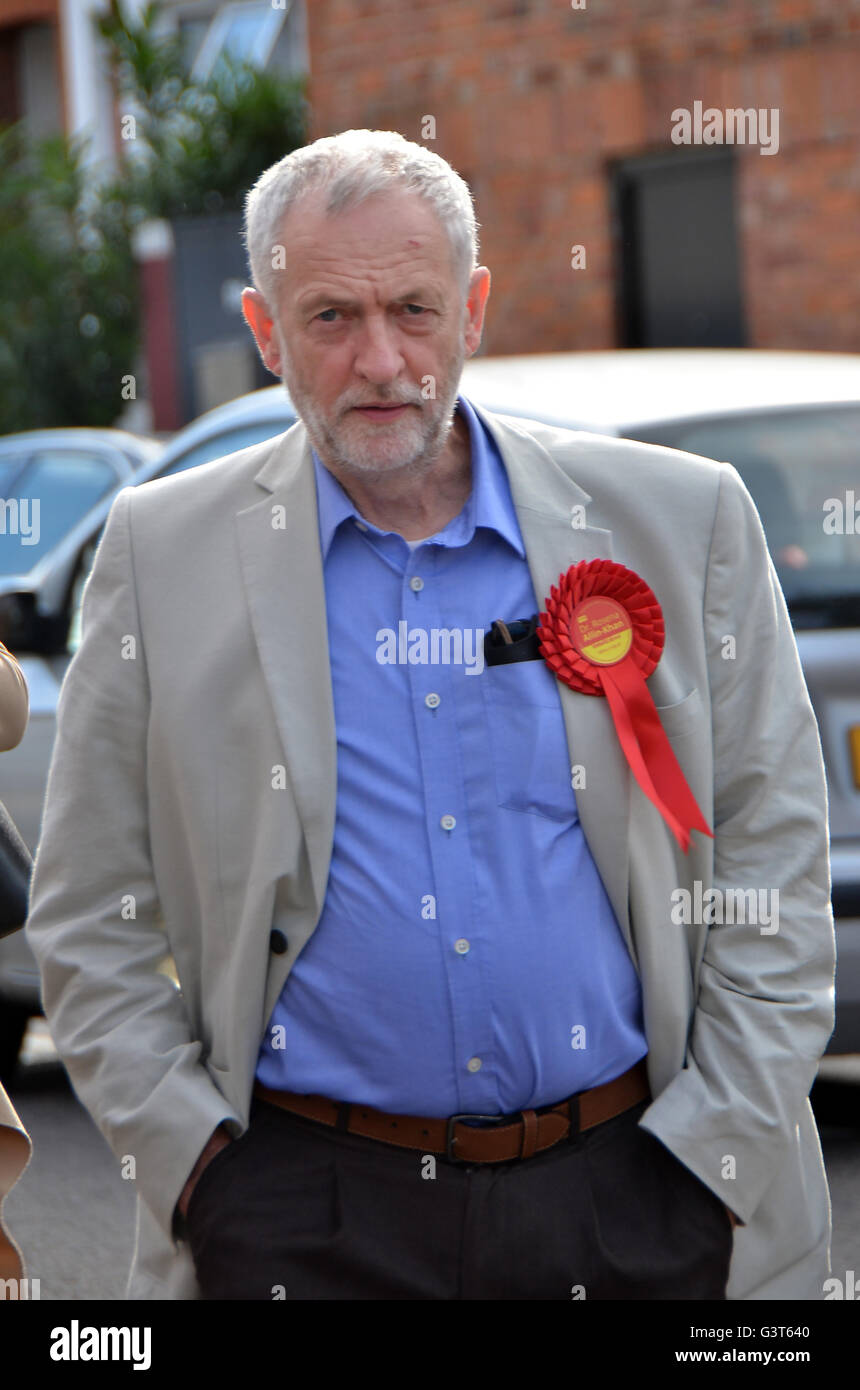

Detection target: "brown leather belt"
[253, 1057, 650, 1164]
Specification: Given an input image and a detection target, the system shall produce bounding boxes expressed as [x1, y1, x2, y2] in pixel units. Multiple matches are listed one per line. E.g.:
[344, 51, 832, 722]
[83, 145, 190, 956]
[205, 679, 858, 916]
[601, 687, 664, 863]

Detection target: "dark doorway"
[170, 211, 271, 423]
[612, 149, 746, 348]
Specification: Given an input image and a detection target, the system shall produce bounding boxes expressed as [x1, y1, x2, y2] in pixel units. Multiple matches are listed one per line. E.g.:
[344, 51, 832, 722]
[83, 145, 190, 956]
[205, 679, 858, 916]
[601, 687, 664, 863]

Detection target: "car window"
[158, 418, 295, 478]
[626, 406, 860, 627]
[0, 450, 119, 575]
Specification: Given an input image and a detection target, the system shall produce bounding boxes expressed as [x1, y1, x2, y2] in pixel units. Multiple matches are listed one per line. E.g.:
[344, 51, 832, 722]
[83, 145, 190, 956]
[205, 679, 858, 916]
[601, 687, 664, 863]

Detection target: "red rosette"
[537, 559, 664, 695]
[538, 560, 712, 854]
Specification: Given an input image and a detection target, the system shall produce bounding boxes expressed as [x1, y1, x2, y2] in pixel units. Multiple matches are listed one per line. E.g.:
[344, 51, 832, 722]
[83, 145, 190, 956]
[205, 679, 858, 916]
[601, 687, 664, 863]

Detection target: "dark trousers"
[184, 1095, 734, 1300]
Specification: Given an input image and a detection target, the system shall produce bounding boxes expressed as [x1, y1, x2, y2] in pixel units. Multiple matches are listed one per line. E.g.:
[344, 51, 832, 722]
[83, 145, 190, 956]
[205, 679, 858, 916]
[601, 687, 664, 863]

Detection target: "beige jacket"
[26, 408, 835, 1299]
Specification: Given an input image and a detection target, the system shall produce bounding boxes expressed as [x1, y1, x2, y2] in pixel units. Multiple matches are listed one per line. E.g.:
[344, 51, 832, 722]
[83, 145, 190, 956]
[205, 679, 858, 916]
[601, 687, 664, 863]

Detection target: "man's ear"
[242, 287, 284, 377]
[464, 267, 491, 358]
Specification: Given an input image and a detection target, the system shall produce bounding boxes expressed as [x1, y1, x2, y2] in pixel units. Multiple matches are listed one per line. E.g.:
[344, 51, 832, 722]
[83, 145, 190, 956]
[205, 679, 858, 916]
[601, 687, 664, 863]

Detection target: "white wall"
[58, 0, 117, 175]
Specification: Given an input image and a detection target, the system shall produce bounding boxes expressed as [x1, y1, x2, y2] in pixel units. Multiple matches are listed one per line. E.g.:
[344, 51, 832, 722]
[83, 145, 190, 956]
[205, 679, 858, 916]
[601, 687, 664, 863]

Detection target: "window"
[612, 150, 746, 348]
[191, 2, 290, 80]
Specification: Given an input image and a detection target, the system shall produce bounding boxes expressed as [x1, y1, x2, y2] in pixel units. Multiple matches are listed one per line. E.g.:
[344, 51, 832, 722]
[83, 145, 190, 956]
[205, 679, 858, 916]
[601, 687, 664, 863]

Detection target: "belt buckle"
[445, 1111, 516, 1164]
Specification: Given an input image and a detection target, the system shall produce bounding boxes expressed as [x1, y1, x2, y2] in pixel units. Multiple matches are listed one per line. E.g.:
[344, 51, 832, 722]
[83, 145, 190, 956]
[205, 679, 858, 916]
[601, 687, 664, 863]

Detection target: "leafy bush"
[0, 124, 138, 432]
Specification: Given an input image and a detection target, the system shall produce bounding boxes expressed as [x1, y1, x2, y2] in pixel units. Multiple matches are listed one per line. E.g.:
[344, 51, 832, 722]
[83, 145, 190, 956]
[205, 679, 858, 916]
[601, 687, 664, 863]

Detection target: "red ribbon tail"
[599, 662, 713, 854]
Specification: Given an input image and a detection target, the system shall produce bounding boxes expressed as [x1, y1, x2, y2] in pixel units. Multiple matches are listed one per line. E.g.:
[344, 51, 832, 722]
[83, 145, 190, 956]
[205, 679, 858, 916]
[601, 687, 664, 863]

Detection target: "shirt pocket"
[480, 660, 579, 822]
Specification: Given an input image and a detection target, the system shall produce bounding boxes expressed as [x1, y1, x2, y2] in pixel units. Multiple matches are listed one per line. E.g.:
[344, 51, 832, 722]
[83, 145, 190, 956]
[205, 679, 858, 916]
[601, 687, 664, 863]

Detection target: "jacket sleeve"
[639, 462, 836, 1225]
[0, 640, 29, 751]
[0, 1082, 31, 1282]
[25, 487, 241, 1245]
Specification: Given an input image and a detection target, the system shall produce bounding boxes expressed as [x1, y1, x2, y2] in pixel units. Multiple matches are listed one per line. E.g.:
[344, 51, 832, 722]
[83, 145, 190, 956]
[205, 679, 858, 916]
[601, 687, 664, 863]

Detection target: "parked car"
[0, 428, 162, 654]
[2, 351, 857, 1077]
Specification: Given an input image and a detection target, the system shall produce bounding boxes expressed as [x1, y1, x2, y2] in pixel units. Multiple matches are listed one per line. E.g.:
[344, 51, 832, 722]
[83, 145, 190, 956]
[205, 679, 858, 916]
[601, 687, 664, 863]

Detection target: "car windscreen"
[625, 405, 860, 628]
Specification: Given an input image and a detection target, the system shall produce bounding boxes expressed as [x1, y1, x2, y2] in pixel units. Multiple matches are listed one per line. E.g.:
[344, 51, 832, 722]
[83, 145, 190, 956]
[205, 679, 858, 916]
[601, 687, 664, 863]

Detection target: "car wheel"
[810, 1077, 860, 1128]
[5, 593, 70, 656]
[0, 1003, 30, 1086]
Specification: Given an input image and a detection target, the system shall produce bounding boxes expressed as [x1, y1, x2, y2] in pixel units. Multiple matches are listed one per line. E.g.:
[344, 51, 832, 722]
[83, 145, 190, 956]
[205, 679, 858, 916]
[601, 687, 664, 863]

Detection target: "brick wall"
[0, 0, 58, 22]
[304, 0, 860, 354]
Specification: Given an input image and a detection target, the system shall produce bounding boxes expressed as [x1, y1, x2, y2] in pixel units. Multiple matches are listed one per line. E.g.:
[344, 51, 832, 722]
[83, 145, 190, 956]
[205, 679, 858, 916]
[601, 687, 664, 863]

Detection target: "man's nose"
[352, 317, 405, 383]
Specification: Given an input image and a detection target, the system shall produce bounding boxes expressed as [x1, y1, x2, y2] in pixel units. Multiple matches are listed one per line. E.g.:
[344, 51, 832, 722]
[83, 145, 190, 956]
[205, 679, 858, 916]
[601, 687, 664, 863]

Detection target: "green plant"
[0, 123, 139, 432]
[97, 0, 308, 219]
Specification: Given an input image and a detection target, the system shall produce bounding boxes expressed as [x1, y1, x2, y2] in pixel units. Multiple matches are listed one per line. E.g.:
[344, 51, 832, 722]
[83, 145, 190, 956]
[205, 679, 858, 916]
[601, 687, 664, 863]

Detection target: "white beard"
[278, 332, 466, 479]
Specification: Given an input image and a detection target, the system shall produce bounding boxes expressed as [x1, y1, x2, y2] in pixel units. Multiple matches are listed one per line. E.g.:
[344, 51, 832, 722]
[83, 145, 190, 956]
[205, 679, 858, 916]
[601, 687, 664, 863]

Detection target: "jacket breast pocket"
[653, 687, 703, 741]
[481, 661, 579, 822]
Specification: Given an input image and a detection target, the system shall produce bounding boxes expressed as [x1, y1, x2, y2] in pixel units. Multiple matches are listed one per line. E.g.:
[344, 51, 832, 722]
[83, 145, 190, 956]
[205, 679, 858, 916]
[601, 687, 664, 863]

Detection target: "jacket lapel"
[473, 406, 634, 958]
[235, 423, 337, 921]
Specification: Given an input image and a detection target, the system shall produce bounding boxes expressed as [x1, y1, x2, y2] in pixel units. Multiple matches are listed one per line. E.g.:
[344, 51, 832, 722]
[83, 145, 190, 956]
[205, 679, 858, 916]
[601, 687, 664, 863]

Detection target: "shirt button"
[425, 693, 440, 709]
[440, 814, 456, 831]
[409, 576, 424, 592]
[269, 929, 289, 955]
[454, 939, 470, 955]
[467, 1057, 482, 1073]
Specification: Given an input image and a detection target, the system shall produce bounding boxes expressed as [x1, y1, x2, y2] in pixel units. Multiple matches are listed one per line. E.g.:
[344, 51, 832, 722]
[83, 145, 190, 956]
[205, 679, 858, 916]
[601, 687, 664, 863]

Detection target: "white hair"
[243, 128, 480, 307]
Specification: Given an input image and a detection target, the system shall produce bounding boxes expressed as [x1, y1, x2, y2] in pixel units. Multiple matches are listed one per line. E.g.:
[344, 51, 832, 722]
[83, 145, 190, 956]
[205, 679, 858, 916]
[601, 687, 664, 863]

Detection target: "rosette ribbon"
[537, 559, 712, 853]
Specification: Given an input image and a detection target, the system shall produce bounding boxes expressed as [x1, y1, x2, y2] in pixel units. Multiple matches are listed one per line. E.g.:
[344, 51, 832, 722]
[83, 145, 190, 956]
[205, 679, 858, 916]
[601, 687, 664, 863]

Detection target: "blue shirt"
[256, 394, 647, 1115]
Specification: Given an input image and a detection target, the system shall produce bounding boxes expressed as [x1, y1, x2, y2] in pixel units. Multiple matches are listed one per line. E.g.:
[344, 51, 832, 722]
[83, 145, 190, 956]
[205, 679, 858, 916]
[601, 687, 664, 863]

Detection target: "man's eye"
[403, 304, 426, 315]
[317, 308, 339, 322]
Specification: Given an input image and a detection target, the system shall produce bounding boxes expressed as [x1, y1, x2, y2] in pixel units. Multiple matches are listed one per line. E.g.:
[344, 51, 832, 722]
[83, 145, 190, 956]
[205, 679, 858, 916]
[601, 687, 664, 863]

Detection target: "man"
[26, 130, 834, 1300]
[0, 639, 32, 1288]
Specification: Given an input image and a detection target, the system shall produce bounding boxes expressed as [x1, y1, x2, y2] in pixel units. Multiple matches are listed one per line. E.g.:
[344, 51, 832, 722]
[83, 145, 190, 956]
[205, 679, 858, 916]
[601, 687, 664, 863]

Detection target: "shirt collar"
[311, 392, 526, 561]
